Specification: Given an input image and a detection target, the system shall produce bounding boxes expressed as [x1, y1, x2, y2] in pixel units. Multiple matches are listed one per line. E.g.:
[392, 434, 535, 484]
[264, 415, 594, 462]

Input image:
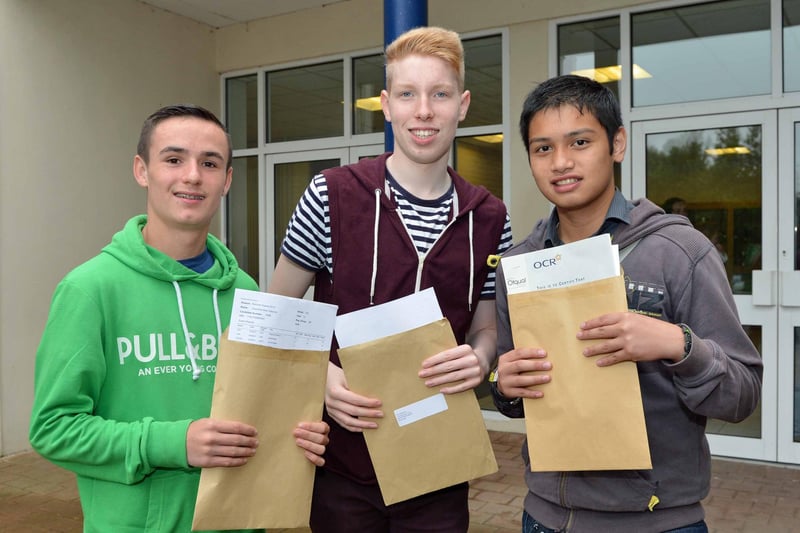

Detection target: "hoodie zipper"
[559, 472, 575, 531]
[391, 186, 461, 293]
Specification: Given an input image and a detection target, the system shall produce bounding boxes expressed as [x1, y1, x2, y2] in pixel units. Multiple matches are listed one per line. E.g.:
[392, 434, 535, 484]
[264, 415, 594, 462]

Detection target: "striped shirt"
[281, 172, 513, 298]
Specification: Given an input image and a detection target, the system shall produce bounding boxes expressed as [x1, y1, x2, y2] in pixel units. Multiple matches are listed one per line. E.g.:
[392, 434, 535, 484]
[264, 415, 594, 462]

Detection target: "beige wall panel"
[507, 21, 553, 239]
[0, 0, 217, 455]
[216, 0, 383, 73]
[429, 0, 647, 33]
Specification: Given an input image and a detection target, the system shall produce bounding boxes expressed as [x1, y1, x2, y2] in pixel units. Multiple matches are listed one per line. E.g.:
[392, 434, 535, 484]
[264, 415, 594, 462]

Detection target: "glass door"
[264, 149, 348, 286]
[778, 108, 800, 464]
[264, 145, 384, 287]
[631, 110, 778, 462]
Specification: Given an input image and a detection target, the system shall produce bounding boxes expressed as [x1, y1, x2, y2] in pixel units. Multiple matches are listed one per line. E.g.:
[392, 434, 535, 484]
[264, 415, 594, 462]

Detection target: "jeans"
[522, 510, 708, 533]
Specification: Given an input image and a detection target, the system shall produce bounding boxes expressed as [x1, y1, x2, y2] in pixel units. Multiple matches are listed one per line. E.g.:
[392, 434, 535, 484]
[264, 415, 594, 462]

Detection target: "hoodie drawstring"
[369, 188, 381, 305]
[468, 210, 474, 312]
[173, 281, 221, 381]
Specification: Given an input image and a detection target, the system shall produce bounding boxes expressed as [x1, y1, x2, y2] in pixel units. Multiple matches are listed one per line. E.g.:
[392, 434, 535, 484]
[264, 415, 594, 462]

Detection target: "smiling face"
[381, 54, 470, 168]
[133, 116, 232, 241]
[527, 104, 626, 218]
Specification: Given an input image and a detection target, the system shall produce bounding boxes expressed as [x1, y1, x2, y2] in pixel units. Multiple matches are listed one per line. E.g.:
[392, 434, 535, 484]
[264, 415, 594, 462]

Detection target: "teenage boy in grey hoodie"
[492, 75, 762, 533]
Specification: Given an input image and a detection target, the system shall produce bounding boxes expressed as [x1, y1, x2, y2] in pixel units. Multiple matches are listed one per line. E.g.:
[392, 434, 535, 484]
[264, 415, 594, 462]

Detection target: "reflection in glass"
[226, 75, 258, 150]
[274, 159, 340, 264]
[632, 0, 770, 106]
[796, 123, 800, 270]
[227, 156, 259, 283]
[558, 17, 621, 101]
[353, 54, 385, 135]
[707, 326, 762, 439]
[645, 126, 762, 294]
[461, 35, 502, 128]
[786, 0, 800, 92]
[266, 61, 343, 142]
[453, 135, 503, 199]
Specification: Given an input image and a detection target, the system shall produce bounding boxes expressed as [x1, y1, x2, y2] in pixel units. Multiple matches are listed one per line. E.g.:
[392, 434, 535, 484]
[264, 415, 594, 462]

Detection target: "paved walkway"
[1, 431, 799, 532]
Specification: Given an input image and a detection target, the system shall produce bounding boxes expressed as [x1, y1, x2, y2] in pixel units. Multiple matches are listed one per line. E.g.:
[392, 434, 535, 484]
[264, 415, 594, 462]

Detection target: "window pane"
[785, 0, 800, 92]
[632, 0, 771, 106]
[461, 35, 502, 128]
[353, 54, 385, 135]
[226, 75, 258, 149]
[274, 159, 341, 263]
[558, 17, 621, 101]
[266, 62, 343, 142]
[453, 135, 503, 199]
[226, 156, 259, 284]
[645, 125, 762, 294]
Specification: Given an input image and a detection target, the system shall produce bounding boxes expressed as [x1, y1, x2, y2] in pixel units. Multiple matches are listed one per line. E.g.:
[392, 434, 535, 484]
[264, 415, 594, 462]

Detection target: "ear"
[222, 166, 233, 197]
[133, 155, 149, 188]
[612, 126, 627, 163]
[458, 90, 471, 122]
[380, 89, 391, 122]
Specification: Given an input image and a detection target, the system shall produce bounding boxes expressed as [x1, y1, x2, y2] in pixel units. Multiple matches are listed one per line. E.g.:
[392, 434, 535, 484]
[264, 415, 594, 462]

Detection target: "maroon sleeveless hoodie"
[314, 152, 508, 485]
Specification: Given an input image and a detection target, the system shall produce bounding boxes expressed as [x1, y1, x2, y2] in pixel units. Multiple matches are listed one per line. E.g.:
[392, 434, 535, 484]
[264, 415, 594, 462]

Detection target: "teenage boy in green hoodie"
[30, 104, 330, 532]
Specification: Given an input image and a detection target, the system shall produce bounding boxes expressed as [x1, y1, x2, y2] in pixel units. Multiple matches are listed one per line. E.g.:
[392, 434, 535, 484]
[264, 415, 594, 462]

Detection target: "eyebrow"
[159, 146, 224, 160]
[529, 127, 598, 145]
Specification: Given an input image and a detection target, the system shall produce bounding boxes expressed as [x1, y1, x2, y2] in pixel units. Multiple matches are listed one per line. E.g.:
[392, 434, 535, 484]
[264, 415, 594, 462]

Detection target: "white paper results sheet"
[228, 289, 337, 350]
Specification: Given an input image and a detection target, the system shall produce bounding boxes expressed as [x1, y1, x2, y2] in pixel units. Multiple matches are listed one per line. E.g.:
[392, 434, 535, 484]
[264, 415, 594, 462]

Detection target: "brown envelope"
[192, 330, 328, 530]
[337, 318, 498, 505]
[507, 274, 652, 472]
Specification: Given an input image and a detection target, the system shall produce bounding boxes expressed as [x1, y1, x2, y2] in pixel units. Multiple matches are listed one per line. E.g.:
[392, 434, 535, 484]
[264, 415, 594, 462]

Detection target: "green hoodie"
[30, 215, 261, 532]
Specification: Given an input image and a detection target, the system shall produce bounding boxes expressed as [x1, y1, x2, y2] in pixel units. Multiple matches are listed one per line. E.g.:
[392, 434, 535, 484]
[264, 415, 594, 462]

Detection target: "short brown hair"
[385, 26, 465, 91]
[137, 104, 232, 170]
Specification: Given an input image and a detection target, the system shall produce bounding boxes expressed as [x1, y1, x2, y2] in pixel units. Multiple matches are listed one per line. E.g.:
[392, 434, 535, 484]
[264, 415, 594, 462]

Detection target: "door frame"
[263, 145, 384, 286]
[777, 107, 800, 464]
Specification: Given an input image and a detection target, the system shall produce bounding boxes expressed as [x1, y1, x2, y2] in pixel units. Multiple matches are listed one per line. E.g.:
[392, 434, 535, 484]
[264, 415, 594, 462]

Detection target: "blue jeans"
[522, 510, 708, 533]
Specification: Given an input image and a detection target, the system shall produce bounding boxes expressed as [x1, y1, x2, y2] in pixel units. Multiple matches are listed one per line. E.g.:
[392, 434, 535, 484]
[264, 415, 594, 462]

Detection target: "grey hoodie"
[494, 197, 763, 533]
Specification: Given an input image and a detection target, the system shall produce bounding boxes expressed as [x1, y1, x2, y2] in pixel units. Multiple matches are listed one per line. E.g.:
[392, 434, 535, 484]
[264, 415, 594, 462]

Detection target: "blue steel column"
[383, 0, 427, 152]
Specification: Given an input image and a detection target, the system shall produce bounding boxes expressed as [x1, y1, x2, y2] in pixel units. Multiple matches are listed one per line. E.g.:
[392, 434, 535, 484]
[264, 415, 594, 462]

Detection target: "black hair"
[137, 104, 232, 170]
[519, 74, 622, 155]
[662, 197, 686, 213]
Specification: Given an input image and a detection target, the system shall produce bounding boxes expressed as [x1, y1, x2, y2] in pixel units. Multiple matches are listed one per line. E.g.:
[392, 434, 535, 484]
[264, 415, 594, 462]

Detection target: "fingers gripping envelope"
[501, 235, 651, 472]
[192, 290, 336, 530]
[335, 288, 498, 505]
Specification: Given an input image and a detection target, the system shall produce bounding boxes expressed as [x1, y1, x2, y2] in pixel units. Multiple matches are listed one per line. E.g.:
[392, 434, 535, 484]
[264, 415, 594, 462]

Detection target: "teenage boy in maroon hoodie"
[269, 26, 512, 533]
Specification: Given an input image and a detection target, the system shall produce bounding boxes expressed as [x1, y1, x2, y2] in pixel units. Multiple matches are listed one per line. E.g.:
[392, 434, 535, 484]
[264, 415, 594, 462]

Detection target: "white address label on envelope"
[394, 393, 448, 427]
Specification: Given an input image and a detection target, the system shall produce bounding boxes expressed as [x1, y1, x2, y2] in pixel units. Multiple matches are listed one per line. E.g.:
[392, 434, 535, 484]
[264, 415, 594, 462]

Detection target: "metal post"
[383, 0, 428, 152]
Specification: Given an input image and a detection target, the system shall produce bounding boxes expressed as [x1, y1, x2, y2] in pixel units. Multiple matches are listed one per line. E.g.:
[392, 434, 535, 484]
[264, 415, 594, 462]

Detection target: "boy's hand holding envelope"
[578, 311, 688, 366]
[325, 362, 383, 432]
[495, 347, 551, 400]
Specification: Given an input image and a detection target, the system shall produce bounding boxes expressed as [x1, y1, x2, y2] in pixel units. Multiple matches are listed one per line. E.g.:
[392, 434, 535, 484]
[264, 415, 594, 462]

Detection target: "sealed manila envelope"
[502, 236, 651, 472]
[336, 292, 497, 505]
[192, 290, 336, 530]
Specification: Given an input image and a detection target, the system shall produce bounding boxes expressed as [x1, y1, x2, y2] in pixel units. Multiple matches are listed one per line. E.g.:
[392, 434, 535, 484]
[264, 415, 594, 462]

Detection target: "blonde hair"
[385, 26, 465, 91]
